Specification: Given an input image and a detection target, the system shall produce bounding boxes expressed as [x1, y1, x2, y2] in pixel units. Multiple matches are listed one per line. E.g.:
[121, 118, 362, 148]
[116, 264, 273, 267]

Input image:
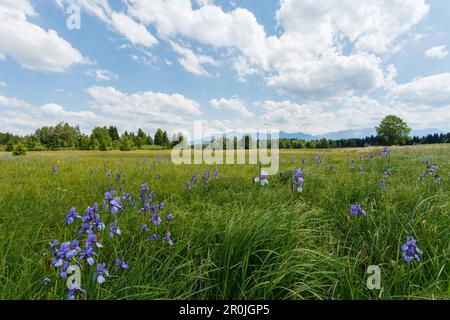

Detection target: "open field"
[0, 145, 448, 300]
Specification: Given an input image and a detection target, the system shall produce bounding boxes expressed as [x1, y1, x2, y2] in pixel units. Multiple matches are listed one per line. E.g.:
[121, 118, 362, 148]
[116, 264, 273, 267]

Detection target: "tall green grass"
[0, 146, 448, 299]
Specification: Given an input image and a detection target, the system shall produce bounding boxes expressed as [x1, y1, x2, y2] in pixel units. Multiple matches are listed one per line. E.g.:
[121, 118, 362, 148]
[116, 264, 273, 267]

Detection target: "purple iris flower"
[80, 246, 98, 266]
[66, 208, 80, 225]
[95, 262, 109, 284]
[384, 168, 393, 178]
[293, 169, 304, 192]
[166, 214, 174, 221]
[151, 213, 162, 226]
[104, 192, 122, 214]
[380, 179, 387, 190]
[380, 146, 389, 156]
[109, 220, 121, 239]
[350, 204, 367, 217]
[163, 231, 174, 246]
[214, 168, 219, 179]
[67, 282, 86, 300]
[184, 182, 190, 189]
[115, 258, 128, 271]
[255, 171, 269, 186]
[140, 183, 149, 200]
[428, 165, 438, 175]
[43, 278, 51, 286]
[141, 224, 148, 232]
[202, 170, 211, 186]
[401, 237, 423, 263]
[191, 173, 198, 185]
[52, 166, 57, 174]
[368, 152, 375, 162]
[358, 165, 363, 173]
[418, 172, 426, 180]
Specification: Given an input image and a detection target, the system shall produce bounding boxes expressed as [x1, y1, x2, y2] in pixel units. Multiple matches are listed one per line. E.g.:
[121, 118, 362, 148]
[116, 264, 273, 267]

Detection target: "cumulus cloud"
[86, 86, 202, 127]
[0, 0, 86, 72]
[86, 69, 119, 81]
[210, 98, 253, 118]
[425, 45, 448, 59]
[389, 73, 450, 107]
[125, 0, 428, 100]
[0, 94, 30, 108]
[170, 41, 218, 77]
[55, 0, 157, 48]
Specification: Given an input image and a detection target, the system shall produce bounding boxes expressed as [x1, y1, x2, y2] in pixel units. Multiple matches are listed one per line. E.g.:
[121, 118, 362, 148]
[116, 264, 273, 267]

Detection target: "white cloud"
[86, 86, 202, 126]
[127, 0, 428, 100]
[40, 103, 97, 120]
[170, 41, 218, 77]
[55, 0, 157, 48]
[110, 12, 158, 47]
[210, 98, 253, 118]
[86, 69, 118, 81]
[0, 0, 86, 72]
[389, 73, 450, 107]
[0, 94, 30, 108]
[425, 45, 448, 59]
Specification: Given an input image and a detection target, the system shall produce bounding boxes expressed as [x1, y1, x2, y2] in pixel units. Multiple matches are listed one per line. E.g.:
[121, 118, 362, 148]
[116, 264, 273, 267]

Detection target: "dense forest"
[0, 122, 448, 152]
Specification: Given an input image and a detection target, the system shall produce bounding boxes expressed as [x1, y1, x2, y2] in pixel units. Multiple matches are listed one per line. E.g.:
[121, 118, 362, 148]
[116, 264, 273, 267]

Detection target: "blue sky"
[0, 0, 449, 136]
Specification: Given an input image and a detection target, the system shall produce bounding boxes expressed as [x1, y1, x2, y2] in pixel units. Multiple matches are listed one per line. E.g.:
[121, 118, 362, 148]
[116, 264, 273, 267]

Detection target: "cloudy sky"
[0, 0, 449, 136]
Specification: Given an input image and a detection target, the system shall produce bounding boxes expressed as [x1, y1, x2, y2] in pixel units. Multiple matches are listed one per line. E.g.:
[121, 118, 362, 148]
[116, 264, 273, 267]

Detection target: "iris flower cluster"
[292, 169, 304, 193]
[47, 169, 179, 299]
[401, 237, 423, 263]
[254, 170, 269, 186]
[350, 203, 367, 217]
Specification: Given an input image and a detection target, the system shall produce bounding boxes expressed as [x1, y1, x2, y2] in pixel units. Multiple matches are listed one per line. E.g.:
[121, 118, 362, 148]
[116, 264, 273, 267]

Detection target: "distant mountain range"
[193, 128, 444, 144]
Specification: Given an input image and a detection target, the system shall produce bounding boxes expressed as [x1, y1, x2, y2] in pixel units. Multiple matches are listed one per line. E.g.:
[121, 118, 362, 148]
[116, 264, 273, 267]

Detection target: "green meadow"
[0, 145, 448, 300]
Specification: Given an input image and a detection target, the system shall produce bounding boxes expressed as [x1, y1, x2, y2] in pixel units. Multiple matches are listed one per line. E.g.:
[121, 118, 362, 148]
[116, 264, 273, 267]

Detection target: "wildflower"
[95, 262, 109, 284]
[141, 224, 148, 232]
[151, 213, 162, 226]
[184, 182, 190, 189]
[380, 179, 387, 190]
[425, 160, 431, 168]
[156, 173, 161, 179]
[358, 165, 363, 173]
[350, 204, 366, 217]
[401, 237, 423, 263]
[140, 183, 149, 200]
[293, 169, 304, 192]
[115, 172, 121, 182]
[163, 231, 174, 246]
[109, 220, 121, 239]
[254, 170, 268, 186]
[85, 233, 103, 249]
[368, 152, 375, 162]
[428, 165, 438, 175]
[384, 168, 393, 178]
[191, 173, 198, 185]
[202, 170, 211, 186]
[350, 160, 355, 169]
[67, 282, 86, 300]
[214, 168, 219, 179]
[65, 207, 80, 225]
[80, 246, 97, 266]
[166, 214, 174, 221]
[43, 278, 51, 286]
[104, 192, 122, 215]
[418, 172, 426, 180]
[52, 166, 57, 174]
[380, 146, 389, 156]
[115, 258, 128, 271]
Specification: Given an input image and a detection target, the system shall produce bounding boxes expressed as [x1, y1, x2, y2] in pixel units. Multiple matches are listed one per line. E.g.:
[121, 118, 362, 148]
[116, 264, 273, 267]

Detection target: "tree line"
[0, 116, 448, 152]
[0, 123, 184, 152]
